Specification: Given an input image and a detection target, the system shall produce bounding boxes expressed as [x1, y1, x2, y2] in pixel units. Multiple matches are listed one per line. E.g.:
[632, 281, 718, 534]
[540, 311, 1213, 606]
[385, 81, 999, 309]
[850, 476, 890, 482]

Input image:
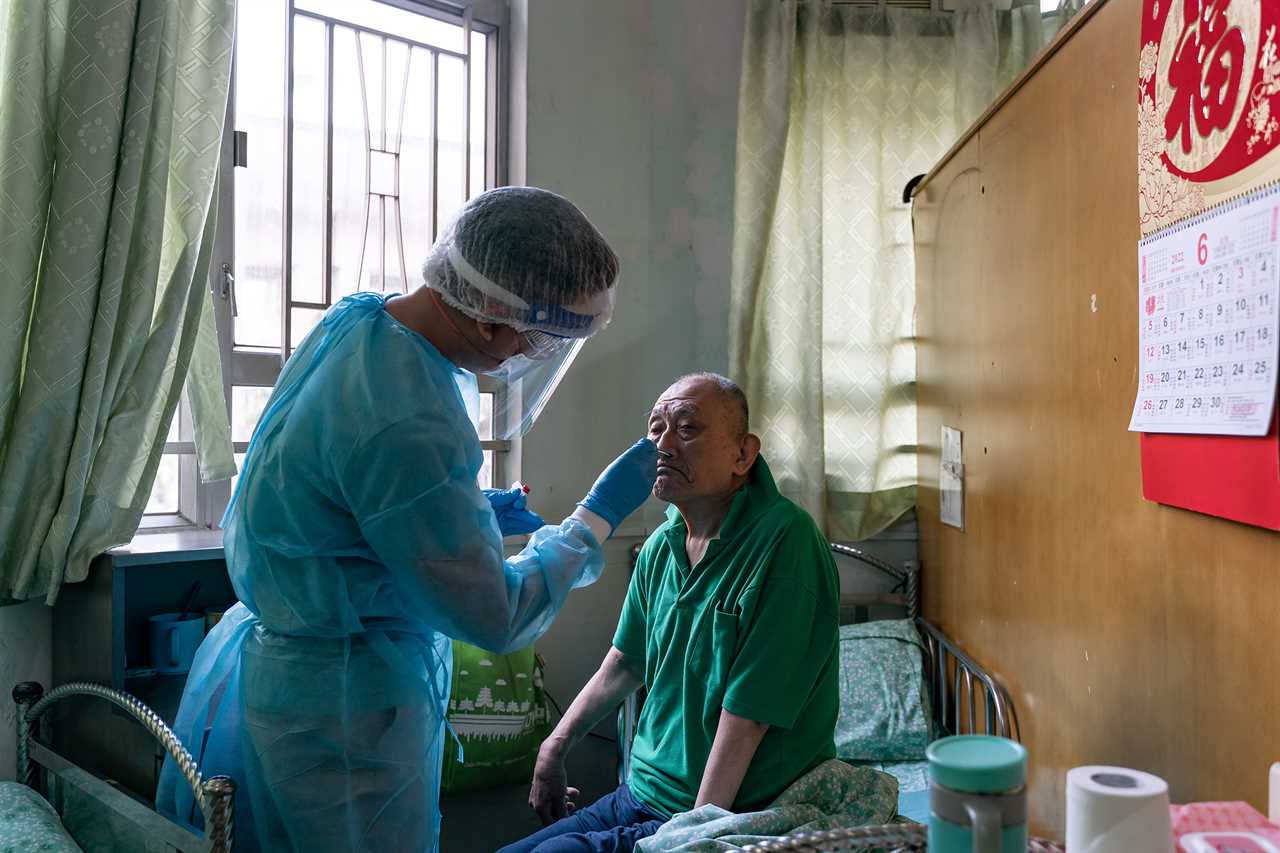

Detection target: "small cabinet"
[51, 531, 236, 801]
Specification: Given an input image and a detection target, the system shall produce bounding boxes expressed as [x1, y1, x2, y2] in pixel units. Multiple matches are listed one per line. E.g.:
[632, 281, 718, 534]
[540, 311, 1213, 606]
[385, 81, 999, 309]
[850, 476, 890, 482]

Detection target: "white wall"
[0, 601, 52, 780]
[511, 0, 746, 714]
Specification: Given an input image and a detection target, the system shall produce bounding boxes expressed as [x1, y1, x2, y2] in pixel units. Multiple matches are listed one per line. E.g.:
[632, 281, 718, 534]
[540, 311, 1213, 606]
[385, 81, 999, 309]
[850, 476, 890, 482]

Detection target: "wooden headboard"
[912, 0, 1280, 837]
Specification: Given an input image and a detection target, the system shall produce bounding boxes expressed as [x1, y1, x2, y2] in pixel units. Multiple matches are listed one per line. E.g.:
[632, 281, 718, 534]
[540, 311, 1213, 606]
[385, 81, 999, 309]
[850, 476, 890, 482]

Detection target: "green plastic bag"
[442, 641, 552, 793]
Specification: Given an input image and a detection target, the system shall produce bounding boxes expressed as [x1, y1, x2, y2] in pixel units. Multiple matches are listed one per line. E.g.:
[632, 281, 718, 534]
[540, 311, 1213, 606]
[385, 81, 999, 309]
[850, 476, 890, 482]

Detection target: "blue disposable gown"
[156, 293, 605, 852]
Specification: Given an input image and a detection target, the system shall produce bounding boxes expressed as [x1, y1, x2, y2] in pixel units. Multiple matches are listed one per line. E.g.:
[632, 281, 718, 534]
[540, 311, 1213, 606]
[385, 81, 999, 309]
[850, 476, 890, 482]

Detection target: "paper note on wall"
[1129, 184, 1280, 436]
[940, 426, 964, 530]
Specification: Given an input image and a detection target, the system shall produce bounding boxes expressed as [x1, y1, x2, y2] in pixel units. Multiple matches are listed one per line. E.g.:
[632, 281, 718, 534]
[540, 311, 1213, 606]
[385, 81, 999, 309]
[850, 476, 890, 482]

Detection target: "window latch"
[233, 130, 248, 168]
[220, 263, 238, 317]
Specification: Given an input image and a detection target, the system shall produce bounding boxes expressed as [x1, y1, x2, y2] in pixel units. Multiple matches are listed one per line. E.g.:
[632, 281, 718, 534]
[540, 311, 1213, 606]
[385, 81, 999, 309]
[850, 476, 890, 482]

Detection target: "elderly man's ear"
[735, 433, 762, 476]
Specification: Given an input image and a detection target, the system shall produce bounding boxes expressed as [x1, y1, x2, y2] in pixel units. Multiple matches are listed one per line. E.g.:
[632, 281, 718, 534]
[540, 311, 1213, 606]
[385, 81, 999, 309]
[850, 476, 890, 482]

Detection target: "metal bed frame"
[13, 680, 235, 853]
[832, 539, 1020, 742]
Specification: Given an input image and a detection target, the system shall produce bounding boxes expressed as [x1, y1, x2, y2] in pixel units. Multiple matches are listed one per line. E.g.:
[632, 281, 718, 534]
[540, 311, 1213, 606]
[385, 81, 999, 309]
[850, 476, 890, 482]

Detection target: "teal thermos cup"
[927, 735, 1029, 853]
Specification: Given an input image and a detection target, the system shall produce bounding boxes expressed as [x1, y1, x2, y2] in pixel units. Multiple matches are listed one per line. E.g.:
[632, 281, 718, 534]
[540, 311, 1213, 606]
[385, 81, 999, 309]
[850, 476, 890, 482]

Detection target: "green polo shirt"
[612, 455, 839, 818]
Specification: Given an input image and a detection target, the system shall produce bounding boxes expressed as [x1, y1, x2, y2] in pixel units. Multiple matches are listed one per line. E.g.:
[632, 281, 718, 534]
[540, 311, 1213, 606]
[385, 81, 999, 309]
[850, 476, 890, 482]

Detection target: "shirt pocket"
[688, 604, 739, 686]
[711, 605, 739, 661]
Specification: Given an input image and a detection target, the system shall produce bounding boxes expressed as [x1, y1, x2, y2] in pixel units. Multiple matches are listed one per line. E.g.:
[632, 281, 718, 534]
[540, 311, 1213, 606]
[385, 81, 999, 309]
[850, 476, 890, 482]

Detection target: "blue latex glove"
[577, 438, 659, 532]
[485, 486, 546, 536]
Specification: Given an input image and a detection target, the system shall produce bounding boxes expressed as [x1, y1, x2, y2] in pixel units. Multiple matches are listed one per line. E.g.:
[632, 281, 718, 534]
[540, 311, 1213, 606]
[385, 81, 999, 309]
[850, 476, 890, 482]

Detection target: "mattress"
[0, 781, 84, 852]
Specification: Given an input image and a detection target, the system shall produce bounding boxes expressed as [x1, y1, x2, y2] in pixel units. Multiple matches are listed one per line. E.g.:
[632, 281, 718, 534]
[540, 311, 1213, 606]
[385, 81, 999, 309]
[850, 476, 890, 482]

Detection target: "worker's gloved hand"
[485, 487, 546, 536]
[577, 438, 659, 533]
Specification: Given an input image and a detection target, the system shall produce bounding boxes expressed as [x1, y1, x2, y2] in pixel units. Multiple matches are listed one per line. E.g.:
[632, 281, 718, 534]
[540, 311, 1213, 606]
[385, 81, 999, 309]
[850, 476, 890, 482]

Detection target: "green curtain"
[730, 0, 1072, 541]
[0, 0, 236, 604]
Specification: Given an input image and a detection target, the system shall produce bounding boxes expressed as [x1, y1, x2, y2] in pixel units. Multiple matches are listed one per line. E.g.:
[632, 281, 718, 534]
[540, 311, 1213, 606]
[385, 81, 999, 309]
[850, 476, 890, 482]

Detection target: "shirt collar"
[663, 455, 780, 544]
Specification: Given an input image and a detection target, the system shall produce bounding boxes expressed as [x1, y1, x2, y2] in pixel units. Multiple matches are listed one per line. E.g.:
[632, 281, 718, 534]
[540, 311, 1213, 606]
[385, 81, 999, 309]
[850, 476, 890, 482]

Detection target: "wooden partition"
[913, 0, 1280, 836]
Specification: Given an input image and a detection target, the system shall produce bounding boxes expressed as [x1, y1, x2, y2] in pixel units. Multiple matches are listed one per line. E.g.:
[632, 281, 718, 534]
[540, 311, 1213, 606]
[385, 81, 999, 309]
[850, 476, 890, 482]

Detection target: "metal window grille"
[146, 0, 508, 528]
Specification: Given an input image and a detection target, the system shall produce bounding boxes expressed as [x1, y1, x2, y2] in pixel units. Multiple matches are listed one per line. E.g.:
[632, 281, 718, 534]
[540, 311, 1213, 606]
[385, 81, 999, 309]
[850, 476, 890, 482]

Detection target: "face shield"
[422, 187, 620, 439]
[436, 247, 616, 439]
[484, 338, 587, 439]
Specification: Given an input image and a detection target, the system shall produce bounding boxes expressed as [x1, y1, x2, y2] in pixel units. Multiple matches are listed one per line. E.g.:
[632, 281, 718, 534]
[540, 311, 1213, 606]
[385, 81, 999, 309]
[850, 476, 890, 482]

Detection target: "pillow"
[834, 618, 933, 762]
[441, 641, 552, 794]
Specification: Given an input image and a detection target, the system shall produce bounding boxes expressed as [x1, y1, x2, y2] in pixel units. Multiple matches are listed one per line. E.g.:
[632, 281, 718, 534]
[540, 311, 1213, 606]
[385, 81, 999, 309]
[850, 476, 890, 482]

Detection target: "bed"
[9, 680, 234, 852]
[830, 542, 1018, 825]
[616, 541, 1020, 827]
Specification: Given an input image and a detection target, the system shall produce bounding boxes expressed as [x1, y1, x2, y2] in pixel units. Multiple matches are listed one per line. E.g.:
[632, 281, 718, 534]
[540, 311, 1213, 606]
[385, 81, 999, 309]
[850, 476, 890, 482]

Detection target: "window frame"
[142, 0, 509, 531]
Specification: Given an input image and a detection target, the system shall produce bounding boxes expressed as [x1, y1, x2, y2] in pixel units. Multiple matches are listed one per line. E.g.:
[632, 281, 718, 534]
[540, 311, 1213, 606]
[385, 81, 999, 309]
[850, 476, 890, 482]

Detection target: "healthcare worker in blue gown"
[156, 187, 659, 853]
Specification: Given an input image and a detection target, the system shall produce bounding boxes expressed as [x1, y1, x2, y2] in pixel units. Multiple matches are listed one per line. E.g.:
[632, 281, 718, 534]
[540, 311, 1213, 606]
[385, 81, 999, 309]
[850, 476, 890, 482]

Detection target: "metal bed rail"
[915, 620, 1020, 742]
[13, 680, 235, 853]
[740, 823, 1063, 852]
[829, 542, 919, 622]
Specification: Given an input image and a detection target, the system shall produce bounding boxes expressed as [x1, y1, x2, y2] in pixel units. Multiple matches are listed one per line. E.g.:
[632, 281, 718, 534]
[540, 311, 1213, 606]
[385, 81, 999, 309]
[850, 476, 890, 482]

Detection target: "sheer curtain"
[730, 0, 1071, 540]
[0, 0, 235, 603]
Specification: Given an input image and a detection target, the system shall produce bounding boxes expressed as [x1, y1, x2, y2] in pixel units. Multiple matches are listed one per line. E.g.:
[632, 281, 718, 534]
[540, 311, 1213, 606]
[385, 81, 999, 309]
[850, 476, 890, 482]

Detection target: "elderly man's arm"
[529, 646, 645, 825]
[695, 708, 770, 809]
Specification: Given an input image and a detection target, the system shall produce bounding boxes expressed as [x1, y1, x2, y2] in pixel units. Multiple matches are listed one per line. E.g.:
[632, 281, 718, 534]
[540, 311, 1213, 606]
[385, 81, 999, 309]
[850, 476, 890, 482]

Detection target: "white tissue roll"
[1066, 766, 1172, 853]
[1270, 762, 1280, 823]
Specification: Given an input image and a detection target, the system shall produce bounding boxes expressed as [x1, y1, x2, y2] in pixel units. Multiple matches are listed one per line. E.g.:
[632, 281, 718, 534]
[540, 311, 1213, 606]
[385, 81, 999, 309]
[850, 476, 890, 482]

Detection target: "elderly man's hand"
[529, 742, 579, 826]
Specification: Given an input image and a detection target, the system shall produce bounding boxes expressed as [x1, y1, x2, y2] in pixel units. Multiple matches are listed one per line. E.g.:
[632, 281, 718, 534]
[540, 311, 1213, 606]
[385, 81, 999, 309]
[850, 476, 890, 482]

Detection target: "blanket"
[634, 759, 898, 853]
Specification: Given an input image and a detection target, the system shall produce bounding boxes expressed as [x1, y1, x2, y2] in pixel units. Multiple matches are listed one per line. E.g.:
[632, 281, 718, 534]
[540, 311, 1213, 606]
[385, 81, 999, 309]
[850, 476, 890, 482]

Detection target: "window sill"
[136, 513, 198, 533]
[111, 527, 224, 566]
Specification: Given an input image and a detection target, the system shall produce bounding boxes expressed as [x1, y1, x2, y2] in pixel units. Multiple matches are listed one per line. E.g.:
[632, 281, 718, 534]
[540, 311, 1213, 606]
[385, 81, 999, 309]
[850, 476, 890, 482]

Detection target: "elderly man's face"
[646, 377, 755, 505]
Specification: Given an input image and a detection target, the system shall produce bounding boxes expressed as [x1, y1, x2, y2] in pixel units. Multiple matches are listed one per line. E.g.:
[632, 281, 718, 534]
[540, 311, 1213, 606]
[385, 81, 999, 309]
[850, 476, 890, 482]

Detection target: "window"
[143, 0, 507, 530]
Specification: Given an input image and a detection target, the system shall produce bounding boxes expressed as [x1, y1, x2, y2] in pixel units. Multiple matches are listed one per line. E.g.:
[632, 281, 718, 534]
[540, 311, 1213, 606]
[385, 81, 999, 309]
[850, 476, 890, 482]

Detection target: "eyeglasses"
[520, 329, 575, 360]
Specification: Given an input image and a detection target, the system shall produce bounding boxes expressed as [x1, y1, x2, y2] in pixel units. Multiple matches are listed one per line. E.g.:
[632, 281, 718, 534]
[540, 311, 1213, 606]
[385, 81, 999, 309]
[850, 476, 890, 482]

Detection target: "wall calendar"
[1130, 183, 1280, 436]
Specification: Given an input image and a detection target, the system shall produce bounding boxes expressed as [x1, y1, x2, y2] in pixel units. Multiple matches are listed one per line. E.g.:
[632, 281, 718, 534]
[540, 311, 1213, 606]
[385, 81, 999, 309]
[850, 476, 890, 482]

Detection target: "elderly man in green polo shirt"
[498, 372, 840, 853]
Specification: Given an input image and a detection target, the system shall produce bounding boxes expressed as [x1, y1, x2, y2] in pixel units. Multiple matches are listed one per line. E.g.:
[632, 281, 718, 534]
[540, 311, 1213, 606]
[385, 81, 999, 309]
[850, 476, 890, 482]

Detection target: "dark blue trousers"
[495, 784, 666, 853]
